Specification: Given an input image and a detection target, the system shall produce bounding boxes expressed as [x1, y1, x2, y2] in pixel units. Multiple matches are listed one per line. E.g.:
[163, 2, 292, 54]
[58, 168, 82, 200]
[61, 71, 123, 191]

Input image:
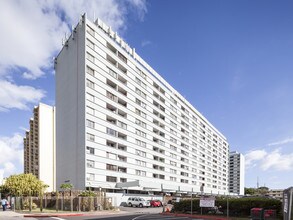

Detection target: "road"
[31, 206, 196, 220]
[33, 214, 195, 220]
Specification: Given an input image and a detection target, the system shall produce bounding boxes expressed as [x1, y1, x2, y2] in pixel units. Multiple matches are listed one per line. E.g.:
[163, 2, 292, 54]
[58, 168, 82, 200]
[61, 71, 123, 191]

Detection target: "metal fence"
[10, 195, 113, 212]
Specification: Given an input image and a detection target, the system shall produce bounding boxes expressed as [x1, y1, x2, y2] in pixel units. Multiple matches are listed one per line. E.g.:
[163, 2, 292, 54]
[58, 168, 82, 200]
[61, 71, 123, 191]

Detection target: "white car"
[127, 197, 150, 208]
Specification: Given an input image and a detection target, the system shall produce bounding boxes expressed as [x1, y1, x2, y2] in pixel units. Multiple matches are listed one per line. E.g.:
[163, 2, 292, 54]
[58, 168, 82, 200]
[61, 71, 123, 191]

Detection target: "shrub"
[23, 200, 38, 210]
[173, 197, 282, 217]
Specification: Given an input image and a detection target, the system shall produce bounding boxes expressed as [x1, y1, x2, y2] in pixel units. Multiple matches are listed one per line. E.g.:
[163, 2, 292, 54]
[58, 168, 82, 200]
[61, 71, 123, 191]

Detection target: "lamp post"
[99, 187, 102, 210]
[190, 189, 193, 216]
[226, 192, 229, 218]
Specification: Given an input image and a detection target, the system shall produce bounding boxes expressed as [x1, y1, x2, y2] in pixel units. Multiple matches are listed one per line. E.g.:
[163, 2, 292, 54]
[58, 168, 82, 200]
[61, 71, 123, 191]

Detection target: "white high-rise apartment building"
[23, 103, 56, 192]
[55, 14, 229, 194]
[229, 151, 245, 195]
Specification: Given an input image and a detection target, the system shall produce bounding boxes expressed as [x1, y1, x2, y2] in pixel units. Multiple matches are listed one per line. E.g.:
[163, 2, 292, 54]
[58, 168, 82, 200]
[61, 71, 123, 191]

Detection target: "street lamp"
[99, 187, 102, 210]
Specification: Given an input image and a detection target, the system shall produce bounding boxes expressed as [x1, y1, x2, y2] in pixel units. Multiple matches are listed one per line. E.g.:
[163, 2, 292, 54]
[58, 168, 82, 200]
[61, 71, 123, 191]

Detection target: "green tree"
[258, 186, 269, 195]
[3, 173, 47, 196]
[244, 187, 257, 195]
[60, 183, 73, 191]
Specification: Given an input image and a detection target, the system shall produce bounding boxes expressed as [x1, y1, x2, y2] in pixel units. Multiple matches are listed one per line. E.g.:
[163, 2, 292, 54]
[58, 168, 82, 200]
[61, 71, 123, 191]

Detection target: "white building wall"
[56, 14, 229, 194]
[38, 103, 56, 191]
[229, 151, 245, 195]
[239, 153, 245, 195]
[23, 103, 56, 192]
[55, 21, 86, 190]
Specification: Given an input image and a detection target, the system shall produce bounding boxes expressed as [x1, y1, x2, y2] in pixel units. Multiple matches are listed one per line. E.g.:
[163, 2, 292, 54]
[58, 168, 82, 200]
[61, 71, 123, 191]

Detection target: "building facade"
[23, 103, 56, 191]
[55, 14, 229, 195]
[267, 189, 283, 201]
[229, 151, 245, 195]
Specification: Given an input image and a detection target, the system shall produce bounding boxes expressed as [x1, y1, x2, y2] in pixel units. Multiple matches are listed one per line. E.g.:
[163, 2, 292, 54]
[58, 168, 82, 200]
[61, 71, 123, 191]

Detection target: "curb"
[161, 212, 231, 220]
[24, 213, 85, 218]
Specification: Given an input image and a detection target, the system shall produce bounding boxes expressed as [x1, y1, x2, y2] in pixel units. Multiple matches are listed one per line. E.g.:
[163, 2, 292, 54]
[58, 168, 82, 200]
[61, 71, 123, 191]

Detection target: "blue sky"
[0, 0, 292, 189]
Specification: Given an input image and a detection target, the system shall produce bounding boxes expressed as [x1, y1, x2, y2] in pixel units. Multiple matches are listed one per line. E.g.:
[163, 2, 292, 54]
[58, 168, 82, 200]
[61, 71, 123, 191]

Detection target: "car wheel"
[128, 203, 132, 207]
[139, 203, 143, 208]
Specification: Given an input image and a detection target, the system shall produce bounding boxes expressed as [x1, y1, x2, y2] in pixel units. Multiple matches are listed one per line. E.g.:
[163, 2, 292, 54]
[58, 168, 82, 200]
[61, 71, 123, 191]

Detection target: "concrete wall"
[55, 16, 86, 190]
[38, 103, 56, 191]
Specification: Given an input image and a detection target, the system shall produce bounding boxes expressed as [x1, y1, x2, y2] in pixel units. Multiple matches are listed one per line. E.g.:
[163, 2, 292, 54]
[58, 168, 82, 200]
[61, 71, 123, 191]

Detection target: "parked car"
[149, 200, 162, 207]
[127, 197, 150, 208]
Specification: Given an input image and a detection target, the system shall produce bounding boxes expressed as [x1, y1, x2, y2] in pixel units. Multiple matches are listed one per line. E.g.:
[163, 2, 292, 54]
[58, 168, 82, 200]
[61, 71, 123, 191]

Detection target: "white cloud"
[141, 40, 152, 47]
[0, 80, 45, 111]
[245, 148, 293, 171]
[0, 133, 23, 183]
[245, 149, 267, 167]
[0, 0, 147, 79]
[268, 137, 293, 146]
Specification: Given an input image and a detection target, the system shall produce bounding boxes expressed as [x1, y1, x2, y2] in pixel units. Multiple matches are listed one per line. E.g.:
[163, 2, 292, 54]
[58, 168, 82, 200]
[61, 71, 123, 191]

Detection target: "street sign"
[200, 196, 215, 207]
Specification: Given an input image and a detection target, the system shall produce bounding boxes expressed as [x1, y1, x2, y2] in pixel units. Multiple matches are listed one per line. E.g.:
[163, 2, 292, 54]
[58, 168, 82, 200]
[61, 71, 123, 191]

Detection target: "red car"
[149, 200, 162, 207]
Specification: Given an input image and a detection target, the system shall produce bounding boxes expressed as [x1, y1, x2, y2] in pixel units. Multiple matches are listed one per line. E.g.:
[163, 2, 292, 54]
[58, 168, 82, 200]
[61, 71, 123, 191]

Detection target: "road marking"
[132, 214, 189, 220]
[51, 217, 66, 220]
[132, 214, 150, 220]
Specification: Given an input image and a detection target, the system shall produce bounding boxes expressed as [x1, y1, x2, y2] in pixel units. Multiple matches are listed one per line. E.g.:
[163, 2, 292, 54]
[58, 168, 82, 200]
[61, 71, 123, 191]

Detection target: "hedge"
[173, 197, 282, 217]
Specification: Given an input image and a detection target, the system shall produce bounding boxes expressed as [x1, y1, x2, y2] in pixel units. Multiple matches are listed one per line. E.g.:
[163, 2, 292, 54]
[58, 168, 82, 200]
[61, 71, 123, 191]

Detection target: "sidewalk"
[0, 209, 130, 218]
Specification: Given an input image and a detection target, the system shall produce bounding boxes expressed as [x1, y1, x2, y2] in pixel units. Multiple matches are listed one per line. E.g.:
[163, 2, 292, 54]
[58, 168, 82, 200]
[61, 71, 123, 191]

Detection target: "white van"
[127, 197, 150, 208]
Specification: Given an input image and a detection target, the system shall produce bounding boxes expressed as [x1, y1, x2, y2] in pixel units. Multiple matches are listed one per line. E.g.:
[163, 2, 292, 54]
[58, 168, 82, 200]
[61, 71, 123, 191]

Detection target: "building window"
[153, 174, 165, 179]
[87, 66, 95, 76]
[136, 88, 146, 99]
[87, 39, 94, 50]
[87, 106, 94, 115]
[118, 51, 127, 63]
[86, 146, 94, 154]
[136, 139, 146, 147]
[107, 128, 117, 136]
[135, 77, 147, 88]
[87, 160, 94, 168]
[106, 164, 117, 171]
[170, 137, 177, 144]
[135, 149, 146, 157]
[106, 176, 117, 182]
[170, 113, 177, 120]
[170, 176, 177, 182]
[136, 67, 146, 79]
[86, 93, 94, 102]
[170, 153, 177, 159]
[170, 168, 177, 174]
[170, 161, 177, 166]
[136, 129, 146, 138]
[181, 179, 188, 183]
[117, 120, 127, 129]
[118, 155, 127, 162]
[87, 133, 95, 142]
[87, 26, 94, 36]
[106, 140, 116, 148]
[136, 159, 146, 167]
[86, 173, 95, 181]
[135, 108, 146, 118]
[120, 178, 127, 183]
[135, 170, 146, 176]
[170, 121, 177, 128]
[87, 80, 94, 89]
[87, 53, 94, 63]
[136, 98, 146, 108]
[170, 145, 177, 151]
[135, 119, 146, 128]
[117, 144, 127, 151]
[86, 119, 95, 129]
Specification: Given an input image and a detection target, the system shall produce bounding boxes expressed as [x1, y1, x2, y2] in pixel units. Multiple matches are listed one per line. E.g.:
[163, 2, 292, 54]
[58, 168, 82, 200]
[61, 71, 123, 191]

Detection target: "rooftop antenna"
[257, 176, 259, 188]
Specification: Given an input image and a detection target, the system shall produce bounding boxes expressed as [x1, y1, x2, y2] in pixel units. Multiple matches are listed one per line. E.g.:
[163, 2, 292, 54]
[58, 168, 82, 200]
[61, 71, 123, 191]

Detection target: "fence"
[11, 194, 113, 212]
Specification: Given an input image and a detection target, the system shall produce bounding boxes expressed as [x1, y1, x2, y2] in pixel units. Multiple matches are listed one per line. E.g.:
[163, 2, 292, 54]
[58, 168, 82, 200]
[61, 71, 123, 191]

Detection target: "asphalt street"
[33, 214, 196, 220]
